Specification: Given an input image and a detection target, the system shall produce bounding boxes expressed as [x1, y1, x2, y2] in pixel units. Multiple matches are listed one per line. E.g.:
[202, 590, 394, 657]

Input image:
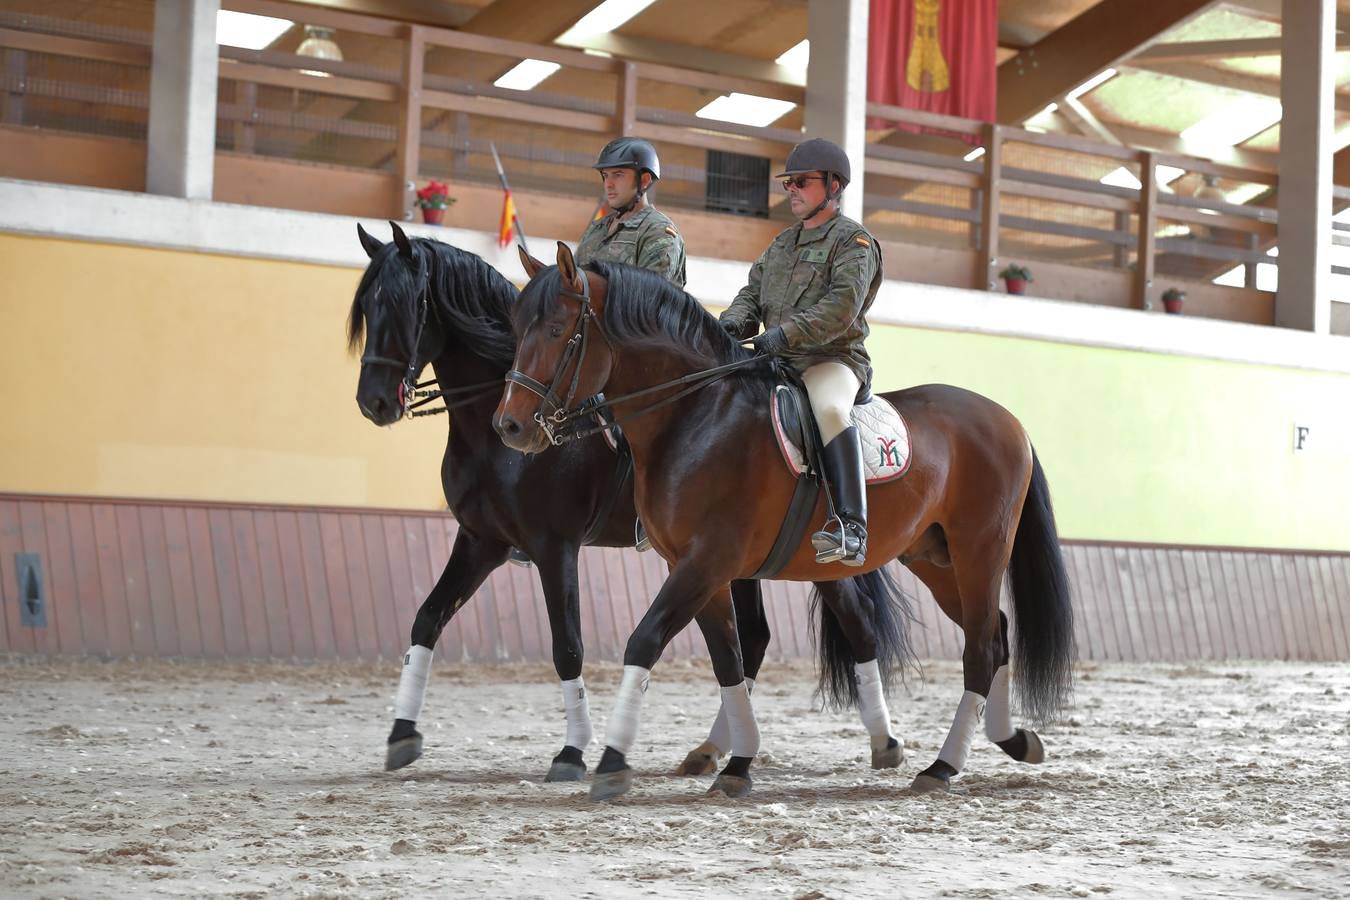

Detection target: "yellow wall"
[1, 234, 450, 509]
[4, 234, 1349, 550]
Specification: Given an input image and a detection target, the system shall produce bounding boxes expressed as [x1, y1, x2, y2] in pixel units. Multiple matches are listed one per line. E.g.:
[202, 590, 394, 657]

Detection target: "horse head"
[494, 242, 615, 454]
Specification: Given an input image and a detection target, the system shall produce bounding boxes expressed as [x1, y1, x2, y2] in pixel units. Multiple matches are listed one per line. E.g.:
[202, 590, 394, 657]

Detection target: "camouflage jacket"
[720, 212, 882, 383]
[575, 204, 687, 287]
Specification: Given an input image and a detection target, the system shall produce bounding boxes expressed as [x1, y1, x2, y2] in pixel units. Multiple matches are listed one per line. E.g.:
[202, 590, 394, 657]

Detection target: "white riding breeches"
[802, 362, 860, 444]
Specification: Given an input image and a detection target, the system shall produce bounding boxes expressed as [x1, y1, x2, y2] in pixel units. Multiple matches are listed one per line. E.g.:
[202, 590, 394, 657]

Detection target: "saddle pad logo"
[772, 390, 912, 484]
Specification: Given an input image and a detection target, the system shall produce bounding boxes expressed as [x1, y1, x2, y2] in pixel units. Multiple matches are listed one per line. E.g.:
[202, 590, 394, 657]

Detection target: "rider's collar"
[795, 211, 841, 245]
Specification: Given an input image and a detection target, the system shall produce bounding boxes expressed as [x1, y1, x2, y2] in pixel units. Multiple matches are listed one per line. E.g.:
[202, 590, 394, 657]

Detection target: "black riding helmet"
[777, 138, 851, 221]
[593, 137, 660, 215]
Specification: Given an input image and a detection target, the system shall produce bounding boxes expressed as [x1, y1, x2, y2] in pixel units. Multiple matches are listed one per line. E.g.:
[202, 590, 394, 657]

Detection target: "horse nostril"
[499, 416, 520, 437]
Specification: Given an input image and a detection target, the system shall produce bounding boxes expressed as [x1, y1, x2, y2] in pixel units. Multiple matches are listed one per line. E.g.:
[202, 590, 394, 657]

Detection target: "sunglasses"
[781, 175, 823, 191]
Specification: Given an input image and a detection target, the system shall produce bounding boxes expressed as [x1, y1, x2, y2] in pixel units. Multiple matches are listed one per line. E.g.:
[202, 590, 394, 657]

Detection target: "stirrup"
[811, 518, 866, 566]
[508, 547, 532, 568]
[635, 518, 652, 552]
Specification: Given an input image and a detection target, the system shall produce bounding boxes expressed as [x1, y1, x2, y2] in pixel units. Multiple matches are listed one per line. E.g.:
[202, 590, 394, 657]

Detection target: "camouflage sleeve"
[780, 236, 878, 349]
[574, 219, 603, 266]
[720, 250, 767, 334]
[636, 224, 685, 285]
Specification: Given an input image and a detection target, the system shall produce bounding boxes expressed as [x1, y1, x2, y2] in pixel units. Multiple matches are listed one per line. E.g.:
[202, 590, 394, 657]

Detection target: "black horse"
[347, 224, 777, 780]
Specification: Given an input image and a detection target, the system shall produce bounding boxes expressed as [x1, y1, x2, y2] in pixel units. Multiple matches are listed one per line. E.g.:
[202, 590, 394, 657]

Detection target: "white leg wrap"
[854, 660, 897, 751]
[718, 681, 760, 758]
[706, 677, 754, 755]
[561, 677, 593, 750]
[984, 665, 1015, 742]
[393, 645, 433, 722]
[937, 690, 986, 773]
[604, 665, 650, 755]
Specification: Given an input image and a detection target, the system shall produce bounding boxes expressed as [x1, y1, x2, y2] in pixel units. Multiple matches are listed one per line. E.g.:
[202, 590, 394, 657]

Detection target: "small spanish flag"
[592, 201, 609, 221]
[498, 190, 517, 249]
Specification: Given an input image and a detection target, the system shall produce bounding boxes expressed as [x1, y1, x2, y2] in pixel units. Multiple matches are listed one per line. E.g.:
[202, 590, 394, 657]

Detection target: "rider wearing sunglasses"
[719, 138, 882, 567]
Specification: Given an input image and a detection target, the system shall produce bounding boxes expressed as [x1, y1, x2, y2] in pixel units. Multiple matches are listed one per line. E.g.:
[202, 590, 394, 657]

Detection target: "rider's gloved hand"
[752, 325, 789, 356]
[720, 319, 742, 339]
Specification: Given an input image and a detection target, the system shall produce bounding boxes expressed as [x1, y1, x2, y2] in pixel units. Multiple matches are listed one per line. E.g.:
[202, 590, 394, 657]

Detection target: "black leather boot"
[811, 426, 867, 566]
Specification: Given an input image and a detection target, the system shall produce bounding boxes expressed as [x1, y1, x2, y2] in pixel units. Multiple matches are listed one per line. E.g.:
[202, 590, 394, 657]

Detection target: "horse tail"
[1007, 446, 1076, 726]
[809, 565, 920, 710]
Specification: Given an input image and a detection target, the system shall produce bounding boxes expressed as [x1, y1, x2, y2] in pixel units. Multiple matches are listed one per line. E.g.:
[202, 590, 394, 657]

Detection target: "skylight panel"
[1066, 68, 1117, 101]
[216, 11, 292, 50]
[696, 93, 796, 128]
[1180, 97, 1282, 157]
[494, 60, 562, 91]
[775, 40, 810, 76]
[558, 0, 661, 43]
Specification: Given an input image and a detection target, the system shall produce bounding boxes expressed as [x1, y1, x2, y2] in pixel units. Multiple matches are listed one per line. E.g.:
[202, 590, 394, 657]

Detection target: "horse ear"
[556, 241, 583, 293]
[356, 223, 383, 259]
[389, 221, 414, 260]
[518, 245, 546, 279]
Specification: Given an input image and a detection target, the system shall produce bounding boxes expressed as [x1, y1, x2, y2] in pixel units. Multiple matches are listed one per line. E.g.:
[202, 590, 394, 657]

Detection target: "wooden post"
[615, 60, 636, 136]
[2, 49, 25, 125]
[234, 81, 256, 154]
[1245, 232, 1259, 289]
[1134, 150, 1158, 309]
[1113, 210, 1129, 269]
[974, 123, 1002, 290]
[452, 111, 470, 181]
[394, 25, 426, 220]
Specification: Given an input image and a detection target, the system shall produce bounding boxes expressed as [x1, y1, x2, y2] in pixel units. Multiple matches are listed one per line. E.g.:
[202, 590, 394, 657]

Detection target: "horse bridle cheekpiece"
[359, 260, 433, 419]
[504, 272, 607, 446]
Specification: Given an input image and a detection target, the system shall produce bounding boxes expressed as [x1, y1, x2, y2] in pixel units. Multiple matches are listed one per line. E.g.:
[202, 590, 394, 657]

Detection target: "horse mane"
[514, 260, 772, 399]
[347, 238, 518, 370]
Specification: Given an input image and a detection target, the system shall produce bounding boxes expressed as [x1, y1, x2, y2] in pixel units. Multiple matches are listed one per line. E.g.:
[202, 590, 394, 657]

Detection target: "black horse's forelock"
[348, 239, 518, 369]
[515, 260, 771, 398]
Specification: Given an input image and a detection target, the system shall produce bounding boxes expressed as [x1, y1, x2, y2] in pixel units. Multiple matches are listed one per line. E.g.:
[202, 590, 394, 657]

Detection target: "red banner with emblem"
[867, 0, 997, 134]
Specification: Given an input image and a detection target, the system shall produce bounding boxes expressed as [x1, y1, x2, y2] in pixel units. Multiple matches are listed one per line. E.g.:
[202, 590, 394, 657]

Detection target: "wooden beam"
[0, 27, 150, 66]
[975, 124, 1002, 290]
[455, 0, 598, 42]
[217, 60, 398, 102]
[1059, 97, 1123, 145]
[395, 25, 426, 220]
[1135, 35, 1350, 61]
[615, 61, 636, 137]
[422, 87, 612, 133]
[1220, 0, 1350, 33]
[997, 0, 1214, 125]
[1136, 151, 1159, 309]
[556, 32, 805, 89]
[1126, 60, 1350, 113]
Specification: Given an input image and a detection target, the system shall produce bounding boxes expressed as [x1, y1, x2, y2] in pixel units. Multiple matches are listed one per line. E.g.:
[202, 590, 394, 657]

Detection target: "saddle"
[752, 373, 911, 579]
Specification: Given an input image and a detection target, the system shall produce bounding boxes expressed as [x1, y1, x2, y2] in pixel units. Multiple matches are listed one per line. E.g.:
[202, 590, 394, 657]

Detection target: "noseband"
[504, 273, 608, 446]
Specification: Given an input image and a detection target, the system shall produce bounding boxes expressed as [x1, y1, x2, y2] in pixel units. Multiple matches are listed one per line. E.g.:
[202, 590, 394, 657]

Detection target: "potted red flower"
[1162, 287, 1185, 315]
[416, 179, 455, 225]
[998, 263, 1032, 295]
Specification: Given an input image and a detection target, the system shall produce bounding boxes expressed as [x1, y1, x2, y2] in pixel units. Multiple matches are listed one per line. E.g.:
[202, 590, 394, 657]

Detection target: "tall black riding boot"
[811, 426, 868, 566]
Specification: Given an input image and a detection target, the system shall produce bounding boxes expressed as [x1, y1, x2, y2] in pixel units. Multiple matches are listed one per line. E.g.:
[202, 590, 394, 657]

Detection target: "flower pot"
[421, 206, 445, 226]
[1004, 278, 1028, 295]
[1162, 297, 1183, 315]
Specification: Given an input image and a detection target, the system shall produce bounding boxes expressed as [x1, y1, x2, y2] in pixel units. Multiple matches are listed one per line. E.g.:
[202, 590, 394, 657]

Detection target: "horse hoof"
[674, 750, 720, 777]
[384, 734, 423, 771]
[589, 768, 634, 801]
[1021, 729, 1045, 765]
[708, 774, 752, 798]
[545, 760, 586, 783]
[871, 739, 904, 770]
[910, 773, 950, 794]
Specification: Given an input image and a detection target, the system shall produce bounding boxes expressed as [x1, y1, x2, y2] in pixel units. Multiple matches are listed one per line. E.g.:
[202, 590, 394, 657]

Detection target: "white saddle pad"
[771, 388, 911, 484]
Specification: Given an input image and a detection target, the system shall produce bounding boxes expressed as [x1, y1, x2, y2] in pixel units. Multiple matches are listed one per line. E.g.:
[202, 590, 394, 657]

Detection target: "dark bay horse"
[494, 244, 1076, 800]
[347, 224, 908, 781]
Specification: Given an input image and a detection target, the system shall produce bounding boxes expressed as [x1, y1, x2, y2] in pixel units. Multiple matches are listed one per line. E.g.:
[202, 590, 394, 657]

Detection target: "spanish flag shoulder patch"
[854, 235, 871, 248]
[664, 226, 679, 238]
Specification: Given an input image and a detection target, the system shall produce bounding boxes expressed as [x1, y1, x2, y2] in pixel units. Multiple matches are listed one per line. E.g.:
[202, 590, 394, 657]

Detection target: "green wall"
[867, 325, 1350, 552]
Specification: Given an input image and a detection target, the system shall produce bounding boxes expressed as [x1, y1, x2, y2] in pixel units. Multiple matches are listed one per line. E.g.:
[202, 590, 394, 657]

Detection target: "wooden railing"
[2, 0, 1331, 318]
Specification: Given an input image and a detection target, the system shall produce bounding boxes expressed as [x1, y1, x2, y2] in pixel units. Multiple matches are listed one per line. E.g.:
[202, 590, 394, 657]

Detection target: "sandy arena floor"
[1, 655, 1348, 898]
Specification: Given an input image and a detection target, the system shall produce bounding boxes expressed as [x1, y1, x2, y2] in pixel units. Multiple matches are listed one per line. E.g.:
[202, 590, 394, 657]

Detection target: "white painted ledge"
[4, 178, 1349, 375]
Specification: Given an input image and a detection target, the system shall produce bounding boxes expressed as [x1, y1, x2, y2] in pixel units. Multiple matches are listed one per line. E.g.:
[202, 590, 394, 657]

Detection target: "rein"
[506, 272, 764, 446]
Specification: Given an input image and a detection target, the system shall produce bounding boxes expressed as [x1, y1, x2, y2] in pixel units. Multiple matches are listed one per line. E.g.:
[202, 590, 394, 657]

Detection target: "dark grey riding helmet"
[593, 137, 661, 181]
[777, 138, 851, 219]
